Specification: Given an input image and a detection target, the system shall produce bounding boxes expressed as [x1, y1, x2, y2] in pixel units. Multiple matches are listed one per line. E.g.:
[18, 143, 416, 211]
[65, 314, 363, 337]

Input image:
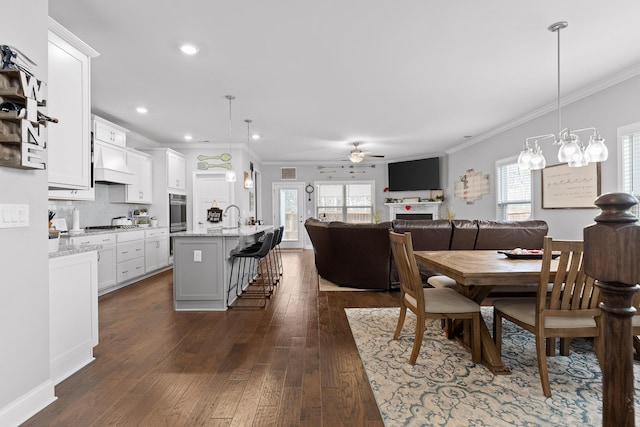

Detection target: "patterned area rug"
[345, 307, 640, 427]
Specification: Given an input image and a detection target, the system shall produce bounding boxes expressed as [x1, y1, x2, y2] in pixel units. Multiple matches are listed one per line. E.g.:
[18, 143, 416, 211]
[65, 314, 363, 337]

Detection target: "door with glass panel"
[272, 182, 305, 249]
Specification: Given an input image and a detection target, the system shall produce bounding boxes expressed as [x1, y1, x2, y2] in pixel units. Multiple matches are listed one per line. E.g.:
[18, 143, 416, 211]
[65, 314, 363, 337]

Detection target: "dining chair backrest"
[389, 231, 424, 312]
[537, 236, 600, 318]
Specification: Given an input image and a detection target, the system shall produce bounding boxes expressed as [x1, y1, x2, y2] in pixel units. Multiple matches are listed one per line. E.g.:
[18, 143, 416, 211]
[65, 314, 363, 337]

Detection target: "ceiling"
[48, 1, 640, 164]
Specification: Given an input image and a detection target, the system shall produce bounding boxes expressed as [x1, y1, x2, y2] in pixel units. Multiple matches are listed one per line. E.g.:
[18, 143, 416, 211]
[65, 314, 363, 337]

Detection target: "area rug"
[319, 276, 374, 291]
[345, 307, 640, 427]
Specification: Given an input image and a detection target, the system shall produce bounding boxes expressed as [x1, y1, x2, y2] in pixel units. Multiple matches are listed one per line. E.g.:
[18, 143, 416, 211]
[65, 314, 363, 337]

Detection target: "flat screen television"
[388, 157, 440, 191]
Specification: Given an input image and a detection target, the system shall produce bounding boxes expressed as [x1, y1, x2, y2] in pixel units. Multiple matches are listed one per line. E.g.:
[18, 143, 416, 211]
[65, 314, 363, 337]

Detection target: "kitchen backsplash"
[48, 183, 151, 228]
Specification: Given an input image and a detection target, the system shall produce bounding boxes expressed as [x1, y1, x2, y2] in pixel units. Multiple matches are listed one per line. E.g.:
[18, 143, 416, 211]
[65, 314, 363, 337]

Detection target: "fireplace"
[386, 201, 441, 221]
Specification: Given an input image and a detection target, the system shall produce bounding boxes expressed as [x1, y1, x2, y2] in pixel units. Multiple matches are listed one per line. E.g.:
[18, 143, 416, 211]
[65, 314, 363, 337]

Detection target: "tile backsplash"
[48, 183, 150, 228]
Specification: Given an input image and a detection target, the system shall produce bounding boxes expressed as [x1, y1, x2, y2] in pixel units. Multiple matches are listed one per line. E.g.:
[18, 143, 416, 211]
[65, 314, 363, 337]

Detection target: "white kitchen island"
[171, 225, 272, 311]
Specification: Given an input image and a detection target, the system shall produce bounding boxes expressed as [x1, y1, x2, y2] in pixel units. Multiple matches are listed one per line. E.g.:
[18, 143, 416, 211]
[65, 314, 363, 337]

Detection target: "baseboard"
[0, 380, 56, 427]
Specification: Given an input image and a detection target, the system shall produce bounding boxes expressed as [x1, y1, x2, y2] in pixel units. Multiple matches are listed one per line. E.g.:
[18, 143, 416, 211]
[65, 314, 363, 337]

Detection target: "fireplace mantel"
[385, 201, 442, 220]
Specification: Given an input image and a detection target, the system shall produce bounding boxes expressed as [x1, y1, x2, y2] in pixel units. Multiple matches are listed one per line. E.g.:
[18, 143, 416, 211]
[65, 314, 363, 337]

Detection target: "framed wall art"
[541, 162, 601, 209]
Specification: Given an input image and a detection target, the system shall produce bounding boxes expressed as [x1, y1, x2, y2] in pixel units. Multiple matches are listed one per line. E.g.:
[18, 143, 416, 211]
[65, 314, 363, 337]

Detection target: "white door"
[193, 171, 234, 230]
[272, 182, 305, 249]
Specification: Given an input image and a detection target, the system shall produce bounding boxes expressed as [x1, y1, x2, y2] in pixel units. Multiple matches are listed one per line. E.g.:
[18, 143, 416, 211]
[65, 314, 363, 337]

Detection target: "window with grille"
[316, 181, 374, 223]
[621, 124, 640, 216]
[496, 158, 531, 220]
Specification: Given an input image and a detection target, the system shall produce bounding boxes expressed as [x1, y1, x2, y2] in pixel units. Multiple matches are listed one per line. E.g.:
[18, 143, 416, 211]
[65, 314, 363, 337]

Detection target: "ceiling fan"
[348, 142, 385, 163]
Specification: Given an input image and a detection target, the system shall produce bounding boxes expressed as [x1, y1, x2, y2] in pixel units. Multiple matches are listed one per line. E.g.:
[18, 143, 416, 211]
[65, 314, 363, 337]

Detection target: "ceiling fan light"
[350, 154, 364, 163]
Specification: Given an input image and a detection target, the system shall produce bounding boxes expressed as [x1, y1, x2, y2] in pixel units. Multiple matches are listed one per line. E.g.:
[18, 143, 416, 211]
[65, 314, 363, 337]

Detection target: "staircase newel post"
[584, 192, 640, 427]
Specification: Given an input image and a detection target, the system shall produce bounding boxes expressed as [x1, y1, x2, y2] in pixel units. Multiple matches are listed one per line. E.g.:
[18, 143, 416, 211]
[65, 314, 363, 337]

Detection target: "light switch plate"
[193, 250, 202, 262]
[0, 204, 29, 228]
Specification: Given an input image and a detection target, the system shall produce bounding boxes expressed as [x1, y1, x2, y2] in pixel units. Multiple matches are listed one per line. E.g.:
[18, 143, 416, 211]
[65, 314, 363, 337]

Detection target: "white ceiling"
[48, 1, 640, 164]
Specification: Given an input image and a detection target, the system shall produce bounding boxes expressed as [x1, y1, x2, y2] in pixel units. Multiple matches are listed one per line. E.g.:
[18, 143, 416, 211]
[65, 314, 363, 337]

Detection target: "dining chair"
[492, 236, 601, 397]
[389, 231, 481, 365]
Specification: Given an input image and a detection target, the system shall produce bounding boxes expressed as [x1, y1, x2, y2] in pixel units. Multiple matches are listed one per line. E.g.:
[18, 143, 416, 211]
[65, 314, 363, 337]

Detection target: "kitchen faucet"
[223, 204, 241, 228]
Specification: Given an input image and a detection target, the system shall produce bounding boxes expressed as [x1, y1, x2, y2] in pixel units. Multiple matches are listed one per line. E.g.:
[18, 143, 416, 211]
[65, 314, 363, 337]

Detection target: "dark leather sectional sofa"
[304, 217, 549, 290]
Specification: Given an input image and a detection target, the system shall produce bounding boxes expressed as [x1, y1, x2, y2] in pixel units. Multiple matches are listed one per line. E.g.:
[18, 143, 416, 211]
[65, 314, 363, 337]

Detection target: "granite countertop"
[171, 225, 273, 237]
[49, 244, 102, 259]
[62, 225, 168, 237]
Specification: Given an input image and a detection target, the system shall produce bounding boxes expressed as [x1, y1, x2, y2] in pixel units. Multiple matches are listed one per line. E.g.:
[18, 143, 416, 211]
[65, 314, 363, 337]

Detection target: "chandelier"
[518, 21, 608, 171]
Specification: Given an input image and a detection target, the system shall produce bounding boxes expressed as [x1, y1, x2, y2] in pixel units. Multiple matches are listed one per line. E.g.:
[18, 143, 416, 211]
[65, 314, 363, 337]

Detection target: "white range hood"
[93, 141, 134, 184]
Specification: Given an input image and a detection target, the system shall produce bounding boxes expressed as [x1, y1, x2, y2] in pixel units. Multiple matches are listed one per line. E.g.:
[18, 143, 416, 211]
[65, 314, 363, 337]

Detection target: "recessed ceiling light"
[179, 44, 199, 55]
[251, 134, 260, 140]
[184, 135, 193, 141]
[136, 107, 148, 114]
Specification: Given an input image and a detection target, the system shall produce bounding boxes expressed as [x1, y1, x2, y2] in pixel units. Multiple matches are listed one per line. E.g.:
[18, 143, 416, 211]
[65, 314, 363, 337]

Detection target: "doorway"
[193, 171, 234, 229]
[272, 182, 305, 249]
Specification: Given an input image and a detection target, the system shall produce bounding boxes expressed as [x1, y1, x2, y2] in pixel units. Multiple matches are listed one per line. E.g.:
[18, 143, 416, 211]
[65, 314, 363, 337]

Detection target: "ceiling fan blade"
[364, 154, 385, 158]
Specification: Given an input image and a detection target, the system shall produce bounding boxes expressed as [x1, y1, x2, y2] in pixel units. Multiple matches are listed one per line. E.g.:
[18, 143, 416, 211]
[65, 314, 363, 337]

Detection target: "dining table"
[413, 250, 558, 375]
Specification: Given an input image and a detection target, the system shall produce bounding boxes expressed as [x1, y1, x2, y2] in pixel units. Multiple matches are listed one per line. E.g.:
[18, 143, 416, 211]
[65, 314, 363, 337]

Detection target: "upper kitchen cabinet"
[109, 148, 153, 204]
[94, 115, 126, 147]
[167, 149, 186, 194]
[47, 18, 99, 192]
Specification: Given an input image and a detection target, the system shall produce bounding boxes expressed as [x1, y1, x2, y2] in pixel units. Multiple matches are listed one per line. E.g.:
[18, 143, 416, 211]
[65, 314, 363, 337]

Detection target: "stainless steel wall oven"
[169, 193, 187, 233]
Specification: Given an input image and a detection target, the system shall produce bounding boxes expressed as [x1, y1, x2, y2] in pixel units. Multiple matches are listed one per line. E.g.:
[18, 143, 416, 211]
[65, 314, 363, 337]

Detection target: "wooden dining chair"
[492, 236, 601, 397]
[389, 231, 481, 365]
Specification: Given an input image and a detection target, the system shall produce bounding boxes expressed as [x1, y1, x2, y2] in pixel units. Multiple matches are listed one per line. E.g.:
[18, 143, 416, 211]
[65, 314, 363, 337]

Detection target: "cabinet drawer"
[116, 240, 144, 263]
[117, 230, 145, 242]
[69, 233, 116, 246]
[145, 228, 168, 239]
[116, 257, 145, 283]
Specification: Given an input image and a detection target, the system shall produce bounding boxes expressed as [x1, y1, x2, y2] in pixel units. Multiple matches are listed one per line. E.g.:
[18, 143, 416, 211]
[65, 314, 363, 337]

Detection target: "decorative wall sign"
[454, 169, 490, 204]
[542, 162, 600, 209]
[0, 67, 48, 170]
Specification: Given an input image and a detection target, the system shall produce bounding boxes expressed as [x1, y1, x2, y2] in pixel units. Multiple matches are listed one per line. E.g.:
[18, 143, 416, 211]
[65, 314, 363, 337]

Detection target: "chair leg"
[536, 333, 552, 398]
[633, 336, 640, 361]
[559, 338, 570, 356]
[393, 304, 407, 340]
[409, 319, 425, 365]
[471, 312, 481, 364]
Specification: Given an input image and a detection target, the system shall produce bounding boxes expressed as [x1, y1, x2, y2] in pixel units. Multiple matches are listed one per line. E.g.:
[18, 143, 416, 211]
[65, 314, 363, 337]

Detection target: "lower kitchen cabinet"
[49, 250, 98, 385]
[116, 230, 145, 283]
[68, 233, 116, 292]
[145, 228, 169, 273]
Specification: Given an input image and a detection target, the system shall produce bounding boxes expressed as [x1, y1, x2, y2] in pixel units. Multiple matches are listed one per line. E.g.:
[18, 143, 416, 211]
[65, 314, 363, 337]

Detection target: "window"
[496, 158, 531, 220]
[620, 123, 640, 216]
[316, 181, 375, 223]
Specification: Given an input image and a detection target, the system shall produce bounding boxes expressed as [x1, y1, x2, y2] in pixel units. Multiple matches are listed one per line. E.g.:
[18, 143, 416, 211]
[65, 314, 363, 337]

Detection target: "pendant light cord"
[556, 26, 561, 137]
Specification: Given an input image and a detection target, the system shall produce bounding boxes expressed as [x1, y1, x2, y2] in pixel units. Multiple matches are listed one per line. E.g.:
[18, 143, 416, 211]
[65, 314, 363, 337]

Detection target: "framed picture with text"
[541, 162, 601, 209]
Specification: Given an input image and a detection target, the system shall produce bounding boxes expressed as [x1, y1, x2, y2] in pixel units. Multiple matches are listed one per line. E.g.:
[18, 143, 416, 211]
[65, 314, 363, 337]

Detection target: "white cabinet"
[109, 149, 153, 203]
[167, 150, 186, 194]
[116, 230, 145, 283]
[49, 250, 98, 385]
[48, 187, 95, 201]
[145, 228, 169, 273]
[69, 233, 117, 293]
[47, 19, 99, 195]
[93, 115, 126, 147]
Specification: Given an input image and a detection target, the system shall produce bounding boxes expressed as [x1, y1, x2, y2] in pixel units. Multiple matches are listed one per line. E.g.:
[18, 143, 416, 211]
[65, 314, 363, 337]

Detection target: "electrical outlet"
[193, 250, 202, 262]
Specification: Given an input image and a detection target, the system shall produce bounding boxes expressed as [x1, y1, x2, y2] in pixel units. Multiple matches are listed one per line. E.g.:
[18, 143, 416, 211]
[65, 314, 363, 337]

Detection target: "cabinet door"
[128, 151, 152, 203]
[94, 119, 126, 147]
[167, 150, 186, 194]
[47, 31, 92, 190]
[97, 245, 116, 291]
[48, 187, 95, 201]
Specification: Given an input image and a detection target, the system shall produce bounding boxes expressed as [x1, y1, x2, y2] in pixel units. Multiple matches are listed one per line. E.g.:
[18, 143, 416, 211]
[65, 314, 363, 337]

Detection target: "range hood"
[93, 141, 135, 185]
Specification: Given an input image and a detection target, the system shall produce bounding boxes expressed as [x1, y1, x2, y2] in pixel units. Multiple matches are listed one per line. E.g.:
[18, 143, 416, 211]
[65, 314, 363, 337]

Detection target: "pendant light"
[244, 119, 254, 189]
[517, 21, 608, 170]
[224, 95, 237, 182]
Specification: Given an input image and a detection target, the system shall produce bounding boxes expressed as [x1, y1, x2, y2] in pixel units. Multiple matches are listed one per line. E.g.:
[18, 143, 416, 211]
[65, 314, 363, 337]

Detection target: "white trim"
[0, 380, 56, 427]
[617, 121, 640, 192]
[48, 17, 99, 58]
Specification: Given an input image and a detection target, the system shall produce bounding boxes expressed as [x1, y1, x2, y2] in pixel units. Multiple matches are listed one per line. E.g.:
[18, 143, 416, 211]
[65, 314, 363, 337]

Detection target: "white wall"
[0, 1, 56, 425]
[447, 75, 640, 239]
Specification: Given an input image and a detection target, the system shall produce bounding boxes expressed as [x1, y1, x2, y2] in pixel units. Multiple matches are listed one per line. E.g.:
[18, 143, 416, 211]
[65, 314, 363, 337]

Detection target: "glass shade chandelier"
[244, 119, 254, 189]
[224, 95, 237, 182]
[518, 21, 608, 171]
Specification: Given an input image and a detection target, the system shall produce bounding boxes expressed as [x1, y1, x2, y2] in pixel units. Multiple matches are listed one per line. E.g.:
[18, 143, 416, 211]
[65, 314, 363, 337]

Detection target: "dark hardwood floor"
[23, 250, 400, 426]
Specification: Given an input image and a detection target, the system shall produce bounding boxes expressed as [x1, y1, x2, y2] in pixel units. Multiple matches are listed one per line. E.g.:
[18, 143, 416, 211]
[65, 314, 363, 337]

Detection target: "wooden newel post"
[584, 192, 640, 427]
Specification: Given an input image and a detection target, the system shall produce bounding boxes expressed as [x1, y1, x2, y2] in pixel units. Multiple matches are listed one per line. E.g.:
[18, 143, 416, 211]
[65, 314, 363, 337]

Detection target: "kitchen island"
[171, 225, 272, 311]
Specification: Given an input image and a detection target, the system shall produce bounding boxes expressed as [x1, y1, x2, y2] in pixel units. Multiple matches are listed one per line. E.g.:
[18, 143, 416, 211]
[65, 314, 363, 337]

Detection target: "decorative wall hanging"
[541, 162, 600, 209]
[0, 45, 50, 170]
[196, 153, 232, 170]
[454, 169, 490, 204]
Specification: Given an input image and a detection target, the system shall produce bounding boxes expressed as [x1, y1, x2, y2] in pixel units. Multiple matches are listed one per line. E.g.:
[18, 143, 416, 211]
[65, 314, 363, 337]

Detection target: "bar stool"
[227, 232, 274, 308]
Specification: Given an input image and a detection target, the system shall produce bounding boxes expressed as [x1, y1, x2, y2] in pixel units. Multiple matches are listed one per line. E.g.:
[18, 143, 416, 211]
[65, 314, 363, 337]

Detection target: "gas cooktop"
[84, 225, 139, 231]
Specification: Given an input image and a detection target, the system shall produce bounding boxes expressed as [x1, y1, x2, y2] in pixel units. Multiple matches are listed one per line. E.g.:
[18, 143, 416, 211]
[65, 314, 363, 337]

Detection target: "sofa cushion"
[474, 220, 548, 250]
[450, 219, 478, 250]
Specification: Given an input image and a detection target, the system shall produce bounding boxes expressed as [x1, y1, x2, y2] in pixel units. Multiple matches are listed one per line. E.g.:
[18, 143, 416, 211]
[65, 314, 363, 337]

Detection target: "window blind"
[496, 160, 531, 220]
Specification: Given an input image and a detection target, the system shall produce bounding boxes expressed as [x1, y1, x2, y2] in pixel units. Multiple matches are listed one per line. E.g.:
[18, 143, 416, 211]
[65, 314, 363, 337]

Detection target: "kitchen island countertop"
[170, 224, 272, 237]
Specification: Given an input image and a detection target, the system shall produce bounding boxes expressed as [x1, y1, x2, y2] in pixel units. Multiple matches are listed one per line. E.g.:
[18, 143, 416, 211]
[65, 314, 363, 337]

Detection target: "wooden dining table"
[413, 250, 558, 375]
